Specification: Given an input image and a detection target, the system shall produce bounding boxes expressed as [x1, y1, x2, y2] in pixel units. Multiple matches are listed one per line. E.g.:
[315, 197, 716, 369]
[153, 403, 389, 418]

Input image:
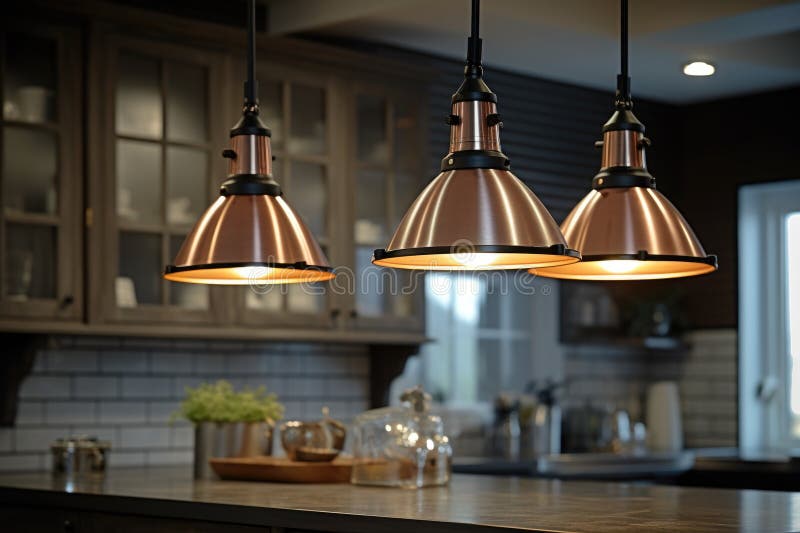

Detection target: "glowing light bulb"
[683, 61, 715, 76]
[452, 252, 499, 268]
[600, 260, 640, 274]
[232, 266, 274, 280]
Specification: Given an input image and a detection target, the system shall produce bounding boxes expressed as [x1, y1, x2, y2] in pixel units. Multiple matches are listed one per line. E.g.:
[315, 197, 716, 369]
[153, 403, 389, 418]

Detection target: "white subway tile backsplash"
[174, 376, 206, 397]
[283, 401, 306, 420]
[0, 453, 44, 472]
[194, 354, 226, 375]
[562, 329, 738, 450]
[170, 426, 193, 448]
[45, 350, 98, 372]
[74, 376, 119, 399]
[100, 352, 148, 373]
[119, 427, 170, 449]
[15, 427, 70, 452]
[147, 449, 193, 466]
[150, 353, 193, 374]
[31, 354, 47, 373]
[109, 451, 147, 467]
[280, 354, 305, 374]
[45, 402, 97, 425]
[226, 354, 263, 375]
[710, 380, 737, 398]
[68, 427, 118, 447]
[99, 401, 147, 424]
[0, 429, 13, 452]
[121, 377, 172, 399]
[19, 376, 71, 399]
[16, 401, 44, 425]
[147, 401, 181, 423]
[3, 337, 371, 471]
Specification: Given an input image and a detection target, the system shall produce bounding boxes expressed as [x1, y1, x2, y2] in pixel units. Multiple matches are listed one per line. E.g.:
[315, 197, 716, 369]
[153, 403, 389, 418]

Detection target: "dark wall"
[674, 87, 800, 329]
[331, 37, 683, 221]
[421, 55, 683, 222]
[314, 35, 799, 331]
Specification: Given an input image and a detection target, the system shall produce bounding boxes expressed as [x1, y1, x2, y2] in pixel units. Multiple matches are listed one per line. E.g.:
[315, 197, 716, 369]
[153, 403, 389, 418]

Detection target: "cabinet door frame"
[231, 60, 346, 330]
[344, 80, 427, 334]
[87, 29, 227, 326]
[0, 20, 83, 321]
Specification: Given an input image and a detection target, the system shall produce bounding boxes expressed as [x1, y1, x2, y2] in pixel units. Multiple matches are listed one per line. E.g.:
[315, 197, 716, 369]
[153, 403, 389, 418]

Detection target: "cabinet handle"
[330, 308, 341, 319]
[60, 295, 74, 309]
[349, 310, 358, 319]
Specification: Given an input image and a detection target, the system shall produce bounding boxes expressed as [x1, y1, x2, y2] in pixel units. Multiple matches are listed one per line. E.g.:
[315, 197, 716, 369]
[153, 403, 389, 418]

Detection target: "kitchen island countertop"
[0, 466, 798, 533]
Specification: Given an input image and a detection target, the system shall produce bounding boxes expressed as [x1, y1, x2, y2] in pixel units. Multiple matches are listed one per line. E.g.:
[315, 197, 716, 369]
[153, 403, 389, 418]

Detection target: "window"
[415, 272, 563, 406]
[739, 180, 800, 450]
[787, 213, 800, 437]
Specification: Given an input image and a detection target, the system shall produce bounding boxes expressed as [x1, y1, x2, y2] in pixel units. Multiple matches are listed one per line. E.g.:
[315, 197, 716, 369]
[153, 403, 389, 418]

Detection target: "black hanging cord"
[615, 0, 632, 108]
[243, 0, 259, 110]
[466, 0, 483, 76]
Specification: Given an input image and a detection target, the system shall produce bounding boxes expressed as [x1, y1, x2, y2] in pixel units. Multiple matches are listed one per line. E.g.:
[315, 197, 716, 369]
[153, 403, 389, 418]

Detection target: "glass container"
[351, 387, 452, 488]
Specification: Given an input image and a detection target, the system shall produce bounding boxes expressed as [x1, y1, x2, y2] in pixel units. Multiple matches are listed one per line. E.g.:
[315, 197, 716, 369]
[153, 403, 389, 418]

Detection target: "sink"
[536, 451, 695, 479]
[453, 452, 695, 480]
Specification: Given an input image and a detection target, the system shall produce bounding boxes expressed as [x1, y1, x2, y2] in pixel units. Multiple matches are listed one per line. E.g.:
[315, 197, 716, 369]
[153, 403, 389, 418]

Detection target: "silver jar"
[51, 435, 110, 479]
[194, 421, 274, 479]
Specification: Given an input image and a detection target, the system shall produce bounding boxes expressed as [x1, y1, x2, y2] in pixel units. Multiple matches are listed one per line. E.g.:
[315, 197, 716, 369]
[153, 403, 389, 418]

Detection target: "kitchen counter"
[1, 466, 799, 533]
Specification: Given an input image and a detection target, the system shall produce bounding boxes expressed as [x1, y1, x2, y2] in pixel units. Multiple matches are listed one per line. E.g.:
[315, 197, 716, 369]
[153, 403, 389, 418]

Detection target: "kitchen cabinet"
[347, 85, 425, 333]
[234, 63, 345, 329]
[0, 5, 428, 342]
[0, 21, 83, 322]
[88, 34, 227, 326]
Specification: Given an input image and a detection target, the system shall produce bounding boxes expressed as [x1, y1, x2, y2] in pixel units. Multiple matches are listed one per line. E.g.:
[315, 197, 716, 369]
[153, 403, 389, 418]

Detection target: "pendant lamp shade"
[532, 0, 716, 281]
[535, 186, 717, 280]
[373, 167, 577, 270]
[164, 194, 332, 285]
[164, 0, 333, 285]
[373, 0, 578, 271]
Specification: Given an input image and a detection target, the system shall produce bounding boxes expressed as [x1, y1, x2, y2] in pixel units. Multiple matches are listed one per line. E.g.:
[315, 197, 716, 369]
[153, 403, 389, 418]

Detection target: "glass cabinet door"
[103, 39, 221, 323]
[240, 67, 336, 328]
[0, 25, 82, 320]
[351, 89, 424, 330]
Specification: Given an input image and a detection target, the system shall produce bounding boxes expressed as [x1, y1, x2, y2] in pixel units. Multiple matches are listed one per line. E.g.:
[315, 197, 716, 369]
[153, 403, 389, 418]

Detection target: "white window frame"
[738, 180, 800, 450]
[420, 272, 564, 407]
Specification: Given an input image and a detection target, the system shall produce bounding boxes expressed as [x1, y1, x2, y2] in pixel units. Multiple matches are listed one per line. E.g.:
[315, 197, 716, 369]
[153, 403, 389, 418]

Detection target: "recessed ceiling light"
[683, 61, 715, 76]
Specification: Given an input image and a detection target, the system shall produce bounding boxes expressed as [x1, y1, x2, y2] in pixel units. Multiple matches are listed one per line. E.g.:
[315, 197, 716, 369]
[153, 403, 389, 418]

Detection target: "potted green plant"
[175, 380, 284, 479]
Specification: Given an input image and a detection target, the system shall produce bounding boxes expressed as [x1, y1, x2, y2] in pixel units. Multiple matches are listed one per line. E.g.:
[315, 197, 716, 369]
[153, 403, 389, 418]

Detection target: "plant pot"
[193, 421, 274, 479]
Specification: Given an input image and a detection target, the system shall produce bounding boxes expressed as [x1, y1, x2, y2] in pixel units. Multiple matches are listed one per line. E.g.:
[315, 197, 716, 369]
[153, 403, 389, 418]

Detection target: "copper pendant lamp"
[372, 0, 579, 271]
[164, 0, 334, 285]
[533, 0, 717, 281]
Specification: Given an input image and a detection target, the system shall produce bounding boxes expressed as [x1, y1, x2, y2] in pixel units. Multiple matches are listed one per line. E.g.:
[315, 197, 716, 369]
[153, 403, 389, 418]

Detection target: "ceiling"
[264, 0, 800, 104]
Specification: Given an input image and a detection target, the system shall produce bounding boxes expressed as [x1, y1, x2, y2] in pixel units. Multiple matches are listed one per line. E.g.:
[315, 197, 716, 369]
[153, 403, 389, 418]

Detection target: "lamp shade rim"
[578, 252, 717, 266]
[373, 244, 581, 271]
[531, 252, 718, 281]
[165, 260, 334, 274]
[164, 261, 335, 285]
[375, 244, 579, 259]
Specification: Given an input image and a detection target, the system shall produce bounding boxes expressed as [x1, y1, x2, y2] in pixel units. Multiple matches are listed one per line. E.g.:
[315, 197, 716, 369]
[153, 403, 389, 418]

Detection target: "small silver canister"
[194, 422, 274, 479]
[51, 435, 110, 478]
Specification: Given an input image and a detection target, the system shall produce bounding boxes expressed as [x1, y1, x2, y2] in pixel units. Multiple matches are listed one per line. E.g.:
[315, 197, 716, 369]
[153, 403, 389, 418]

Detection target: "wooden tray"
[209, 456, 353, 483]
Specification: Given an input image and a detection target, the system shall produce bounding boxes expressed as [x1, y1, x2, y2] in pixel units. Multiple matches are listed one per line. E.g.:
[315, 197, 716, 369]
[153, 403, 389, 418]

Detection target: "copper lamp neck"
[227, 134, 272, 177]
[600, 129, 646, 171]
[448, 101, 501, 153]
